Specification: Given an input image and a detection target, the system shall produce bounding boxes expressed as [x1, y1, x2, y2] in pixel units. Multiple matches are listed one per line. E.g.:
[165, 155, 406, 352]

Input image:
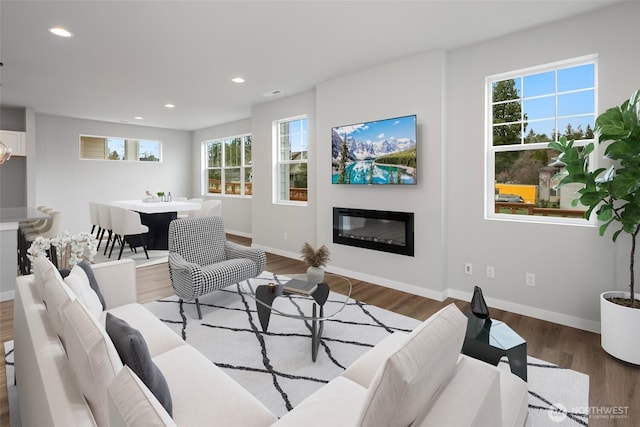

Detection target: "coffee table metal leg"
[255, 286, 277, 332]
[311, 303, 324, 362]
[506, 342, 528, 382]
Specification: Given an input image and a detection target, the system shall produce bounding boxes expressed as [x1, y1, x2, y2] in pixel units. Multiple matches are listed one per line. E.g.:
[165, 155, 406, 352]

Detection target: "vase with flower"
[27, 231, 98, 269]
[300, 242, 330, 285]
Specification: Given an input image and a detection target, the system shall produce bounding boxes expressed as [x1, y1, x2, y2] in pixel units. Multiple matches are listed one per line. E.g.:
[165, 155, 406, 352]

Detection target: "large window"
[80, 135, 162, 162]
[204, 134, 252, 196]
[486, 56, 597, 223]
[275, 116, 308, 203]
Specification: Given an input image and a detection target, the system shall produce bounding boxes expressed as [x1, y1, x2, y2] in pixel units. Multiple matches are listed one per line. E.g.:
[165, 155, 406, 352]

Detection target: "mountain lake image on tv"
[332, 114, 417, 185]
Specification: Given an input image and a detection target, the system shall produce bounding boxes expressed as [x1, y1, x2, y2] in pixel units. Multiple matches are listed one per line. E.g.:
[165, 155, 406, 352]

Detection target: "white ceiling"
[0, 0, 621, 131]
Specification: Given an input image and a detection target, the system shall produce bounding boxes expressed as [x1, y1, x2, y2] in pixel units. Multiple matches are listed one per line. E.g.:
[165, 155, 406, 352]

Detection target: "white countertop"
[0, 207, 50, 223]
[112, 200, 201, 214]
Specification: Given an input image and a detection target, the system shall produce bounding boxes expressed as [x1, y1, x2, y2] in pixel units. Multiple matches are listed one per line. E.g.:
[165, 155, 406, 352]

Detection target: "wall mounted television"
[331, 114, 417, 185]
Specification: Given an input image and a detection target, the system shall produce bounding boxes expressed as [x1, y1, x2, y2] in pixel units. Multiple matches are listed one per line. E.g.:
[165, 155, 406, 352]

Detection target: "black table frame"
[255, 282, 330, 362]
[461, 313, 528, 382]
[137, 211, 177, 250]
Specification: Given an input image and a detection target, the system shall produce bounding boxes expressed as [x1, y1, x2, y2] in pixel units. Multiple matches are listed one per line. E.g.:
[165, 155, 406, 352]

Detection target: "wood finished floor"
[0, 235, 637, 426]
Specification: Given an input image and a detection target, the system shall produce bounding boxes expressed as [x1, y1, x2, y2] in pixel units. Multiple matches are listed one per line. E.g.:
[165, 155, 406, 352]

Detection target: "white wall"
[34, 114, 191, 233]
[445, 1, 639, 331]
[316, 50, 447, 300]
[251, 90, 317, 256]
[192, 118, 253, 236]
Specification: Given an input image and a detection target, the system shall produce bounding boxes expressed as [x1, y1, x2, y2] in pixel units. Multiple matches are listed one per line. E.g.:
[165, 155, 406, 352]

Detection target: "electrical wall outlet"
[525, 273, 536, 287]
[283, 232, 288, 240]
[486, 266, 495, 279]
[465, 263, 473, 275]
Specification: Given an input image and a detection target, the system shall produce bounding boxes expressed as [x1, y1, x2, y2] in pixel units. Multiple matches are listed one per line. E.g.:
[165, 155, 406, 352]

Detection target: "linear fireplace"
[333, 207, 414, 256]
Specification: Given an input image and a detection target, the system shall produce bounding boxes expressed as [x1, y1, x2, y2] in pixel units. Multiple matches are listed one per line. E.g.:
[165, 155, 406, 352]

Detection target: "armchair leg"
[196, 298, 202, 319]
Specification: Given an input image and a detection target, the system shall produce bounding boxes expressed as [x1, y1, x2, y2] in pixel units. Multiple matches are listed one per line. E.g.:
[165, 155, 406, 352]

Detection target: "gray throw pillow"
[77, 261, 106, 310]
[105, 313, 173, 416]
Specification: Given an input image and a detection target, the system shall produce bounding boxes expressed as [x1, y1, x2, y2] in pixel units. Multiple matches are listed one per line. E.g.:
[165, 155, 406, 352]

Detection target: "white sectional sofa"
[15, 257, 276, 427]
[14, 256, 529, 426]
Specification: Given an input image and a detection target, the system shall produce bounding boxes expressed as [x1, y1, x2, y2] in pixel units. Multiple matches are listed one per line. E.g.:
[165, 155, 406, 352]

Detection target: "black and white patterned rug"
[3, 272, 590, 426]
[143, 272, 590, 426]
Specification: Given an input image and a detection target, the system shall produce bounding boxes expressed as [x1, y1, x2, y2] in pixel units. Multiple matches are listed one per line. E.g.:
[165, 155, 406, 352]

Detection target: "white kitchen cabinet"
[0, 130, 27, 156]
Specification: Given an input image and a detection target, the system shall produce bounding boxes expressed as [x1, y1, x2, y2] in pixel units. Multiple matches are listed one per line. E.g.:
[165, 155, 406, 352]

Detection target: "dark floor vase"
[471, 286, 490, 319]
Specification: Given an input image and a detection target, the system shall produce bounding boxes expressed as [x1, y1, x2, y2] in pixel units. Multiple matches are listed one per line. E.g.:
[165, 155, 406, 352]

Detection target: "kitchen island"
[0, 207, 49, 300]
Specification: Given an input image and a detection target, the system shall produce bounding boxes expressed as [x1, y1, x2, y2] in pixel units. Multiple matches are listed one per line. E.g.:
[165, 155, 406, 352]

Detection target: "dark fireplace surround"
[333, 207, 414, 256]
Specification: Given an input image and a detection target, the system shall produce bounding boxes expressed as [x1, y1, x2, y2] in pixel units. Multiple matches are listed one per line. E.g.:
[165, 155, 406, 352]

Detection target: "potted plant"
[300, 242, 330, 285]
[548, 88, 640, 364]
[27, 231, 98, 269]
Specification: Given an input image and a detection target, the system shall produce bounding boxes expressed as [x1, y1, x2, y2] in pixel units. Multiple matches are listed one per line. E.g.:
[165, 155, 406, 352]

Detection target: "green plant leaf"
[611, 173, 640, 198]
[551, 89, 640, 296]
[597, 204, 613, 222]
[612, 229, 623, 242]
[599, 219, 614, 236]
[596, 107, 628, 140]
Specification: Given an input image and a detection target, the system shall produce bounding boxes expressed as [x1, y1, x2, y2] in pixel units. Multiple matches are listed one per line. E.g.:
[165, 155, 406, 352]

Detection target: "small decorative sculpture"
[470, 286, 490, 319]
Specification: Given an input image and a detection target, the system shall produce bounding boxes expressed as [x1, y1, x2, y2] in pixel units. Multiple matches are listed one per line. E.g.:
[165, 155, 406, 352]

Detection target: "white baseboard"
[325, 264, 449, 302]
[251, 244, 299, 261]
[255, 244, 602, 333]
[0, 290, 15, 302]
[226, 229, 252, 239]
[447, 289, 601, 333]
[253, 243, 447, 301]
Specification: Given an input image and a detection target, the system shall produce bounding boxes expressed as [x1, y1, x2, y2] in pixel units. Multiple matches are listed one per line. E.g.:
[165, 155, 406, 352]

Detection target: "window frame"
[273, 115, 309, 205]
[484, 55, 598, 226]
[202, 133, 252, 198]
[79, 134, 163, 162]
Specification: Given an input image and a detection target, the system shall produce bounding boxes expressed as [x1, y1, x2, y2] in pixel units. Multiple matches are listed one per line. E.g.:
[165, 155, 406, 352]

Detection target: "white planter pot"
[600, 291, 640, 365]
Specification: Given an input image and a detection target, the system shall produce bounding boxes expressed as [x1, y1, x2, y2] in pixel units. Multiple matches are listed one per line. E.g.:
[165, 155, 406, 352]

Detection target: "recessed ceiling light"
[49, 27, 72, 37]
[164, 104, 175, 108]
[232, 77, 245, 84]
[134, 116, 144, 120]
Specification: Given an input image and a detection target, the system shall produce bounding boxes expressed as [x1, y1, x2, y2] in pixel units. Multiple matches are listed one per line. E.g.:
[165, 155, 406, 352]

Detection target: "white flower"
[27, 231, 99, 268]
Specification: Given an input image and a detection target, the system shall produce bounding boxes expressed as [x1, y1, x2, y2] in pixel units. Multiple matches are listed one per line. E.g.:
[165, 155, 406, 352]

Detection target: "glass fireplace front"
[333, 207, 414, 256]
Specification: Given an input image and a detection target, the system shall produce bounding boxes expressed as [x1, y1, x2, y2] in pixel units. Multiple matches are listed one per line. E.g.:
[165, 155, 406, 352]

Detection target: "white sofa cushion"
[64, 264, 103, 319]
[273, 376, 368, 427]
[32, 254, 56, 301]
[108, 366, 177, 427]
[500, 364, 529, 427]
[413, 355, 502, 427]
[358, 303, 467, 427]
[64, 299, 123, 427]
[152, 344, 277, 427]
[43, 266, 77, 341]
[342, 331, 408, 388]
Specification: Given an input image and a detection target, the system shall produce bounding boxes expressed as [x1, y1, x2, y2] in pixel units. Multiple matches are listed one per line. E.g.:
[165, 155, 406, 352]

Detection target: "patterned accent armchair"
[168, 216, 266, 319]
